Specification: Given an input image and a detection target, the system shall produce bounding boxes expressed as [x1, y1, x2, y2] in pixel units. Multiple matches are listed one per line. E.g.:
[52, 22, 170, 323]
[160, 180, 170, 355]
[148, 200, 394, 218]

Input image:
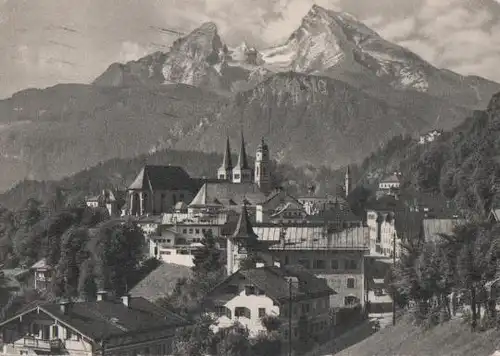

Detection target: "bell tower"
[345, 165, 352, 198]
[255, 137, 271, 195]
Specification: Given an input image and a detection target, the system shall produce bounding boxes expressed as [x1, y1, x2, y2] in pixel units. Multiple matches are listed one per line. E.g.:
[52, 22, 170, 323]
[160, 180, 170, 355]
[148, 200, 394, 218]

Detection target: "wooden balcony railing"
[23, 337, 63, 350]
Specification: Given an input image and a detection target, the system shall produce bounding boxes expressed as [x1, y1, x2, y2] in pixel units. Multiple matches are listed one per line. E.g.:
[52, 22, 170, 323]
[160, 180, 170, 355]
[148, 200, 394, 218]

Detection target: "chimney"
[96, 290, 108, 301]
[59, 300, 71, 315]
[121, 294, 131, 307]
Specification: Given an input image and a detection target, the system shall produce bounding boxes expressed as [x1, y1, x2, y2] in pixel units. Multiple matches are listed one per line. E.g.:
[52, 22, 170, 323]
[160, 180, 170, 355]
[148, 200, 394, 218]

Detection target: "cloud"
[0, 0, 499, 98]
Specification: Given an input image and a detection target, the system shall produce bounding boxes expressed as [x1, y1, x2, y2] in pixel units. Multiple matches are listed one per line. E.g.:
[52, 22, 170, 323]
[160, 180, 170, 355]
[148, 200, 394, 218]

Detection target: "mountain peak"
[196, 22, 219, 35]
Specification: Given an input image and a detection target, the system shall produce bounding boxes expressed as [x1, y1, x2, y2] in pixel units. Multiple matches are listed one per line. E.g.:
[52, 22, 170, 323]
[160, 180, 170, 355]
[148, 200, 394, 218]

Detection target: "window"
[245, 285, 256, 295]
[52, 325, 58, 338]
[32, 323, 40, 336]
[219, 174, 225, 179]
[348, 260, 357, 270]
[235, 307, 251, 318]
[42, 325, 50, 339]
[234, 174, 241, 180]
[189, 228, 193, 233]
[345, 296, 358, 306]
[195, 229, 200, 234]
[331, 259, 339, 270]
[298, 259, 310, 269]
[66, 328, 72, 340]
[314, 259, 325, 269]
[182, 229, 187, 233]
[259, 308, 266, 318]
[347, 278, 355, 289]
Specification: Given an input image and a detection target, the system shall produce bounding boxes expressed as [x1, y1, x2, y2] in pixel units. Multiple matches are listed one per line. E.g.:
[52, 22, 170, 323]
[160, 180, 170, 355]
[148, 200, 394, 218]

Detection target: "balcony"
[22, 337, 63, 351]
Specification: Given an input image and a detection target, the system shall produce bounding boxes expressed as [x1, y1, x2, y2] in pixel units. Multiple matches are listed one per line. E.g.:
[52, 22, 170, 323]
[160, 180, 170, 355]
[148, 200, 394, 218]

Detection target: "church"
[188, 133, 273, 216]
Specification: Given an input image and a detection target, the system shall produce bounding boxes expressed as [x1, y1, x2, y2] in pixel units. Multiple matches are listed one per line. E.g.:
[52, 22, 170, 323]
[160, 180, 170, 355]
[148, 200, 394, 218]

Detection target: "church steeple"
[255, 137, 271, 195]
[226, 203, 260, 275]
[217, 136, 233, 180]
[232, 131, 252, 183]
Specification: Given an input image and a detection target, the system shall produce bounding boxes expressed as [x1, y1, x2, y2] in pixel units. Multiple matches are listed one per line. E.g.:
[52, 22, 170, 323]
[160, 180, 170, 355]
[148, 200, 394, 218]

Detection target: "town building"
[418, 130, 442, 145]
[376, 173, 401, 199]
[0, 291, 190, 356]
[256, 189, 308, 224]
[85, 190, 125, 217]
[254, 224, 369, 308]
[124, 165, 201, 216]
[31, 259, 52, 292]
[204, 265, 335, 339]
[420, 218, 466, 242]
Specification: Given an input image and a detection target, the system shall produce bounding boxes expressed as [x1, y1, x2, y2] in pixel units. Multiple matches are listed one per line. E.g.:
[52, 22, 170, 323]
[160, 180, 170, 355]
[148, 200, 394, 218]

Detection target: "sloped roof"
[31, 258, 50, 270]
[219, 137, 233, 170]
[422, 218, 466, 242]
[231, 205, 259, 241]
[129, 263, 192, 302]
[306, 204, 361, 223]
[381, 174, 401, 184]
[253, 225, 369, 250]
[0, 297, 189, 346]
[211, 265, 335, 303]
[189, 182, 266, 207]
[234, 132, 250, 170]
[128, 165, 194, 191]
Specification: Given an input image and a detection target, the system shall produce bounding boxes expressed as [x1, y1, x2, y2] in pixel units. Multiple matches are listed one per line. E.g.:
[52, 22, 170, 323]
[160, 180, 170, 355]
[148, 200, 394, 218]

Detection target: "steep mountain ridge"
[0, 5, 498, 192]
[175, 72, 469, 168]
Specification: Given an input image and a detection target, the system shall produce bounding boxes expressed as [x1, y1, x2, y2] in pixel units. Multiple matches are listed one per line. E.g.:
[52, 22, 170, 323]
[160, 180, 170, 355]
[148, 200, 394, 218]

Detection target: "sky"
[0, 0, 499, 98]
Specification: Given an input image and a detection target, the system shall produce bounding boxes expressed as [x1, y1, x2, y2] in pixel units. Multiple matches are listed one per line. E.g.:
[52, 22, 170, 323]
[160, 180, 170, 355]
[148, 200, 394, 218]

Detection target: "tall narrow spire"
[222, 136, 233, 170]
[217, 136, 233, 180]
[236, 131, 249, 169]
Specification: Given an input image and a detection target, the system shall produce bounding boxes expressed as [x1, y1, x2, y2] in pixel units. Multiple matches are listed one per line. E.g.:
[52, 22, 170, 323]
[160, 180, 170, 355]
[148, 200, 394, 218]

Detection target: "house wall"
[2, 317, 94, 356]
[127, 190, 194, 216]
[272, 250, 365, 308]
[366, 210, 399, 258]
[209, 285, 330, 339]
[1, 313, 178, 356]
[378, 182, 400, 190]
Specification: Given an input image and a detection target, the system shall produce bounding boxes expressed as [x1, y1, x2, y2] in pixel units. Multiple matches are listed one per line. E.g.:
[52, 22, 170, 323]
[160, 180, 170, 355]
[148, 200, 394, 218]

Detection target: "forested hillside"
[0, 148, 349, 211]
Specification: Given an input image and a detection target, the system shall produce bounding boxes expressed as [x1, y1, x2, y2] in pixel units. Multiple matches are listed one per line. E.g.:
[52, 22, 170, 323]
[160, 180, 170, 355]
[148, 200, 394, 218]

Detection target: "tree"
[214, 322, 252, 356]
[93, 221, 144, 296]
[192, 230, 224, 276]
[172, 314, 217, 356]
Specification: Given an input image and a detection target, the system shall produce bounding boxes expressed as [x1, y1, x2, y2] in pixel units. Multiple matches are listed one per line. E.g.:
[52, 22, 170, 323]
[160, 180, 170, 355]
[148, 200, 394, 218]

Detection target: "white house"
[204, 265, 335, 339]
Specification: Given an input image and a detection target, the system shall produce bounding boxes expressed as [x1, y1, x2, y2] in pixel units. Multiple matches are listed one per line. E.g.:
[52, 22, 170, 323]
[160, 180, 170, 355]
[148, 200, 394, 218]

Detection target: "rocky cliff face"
[175, 71, 469, 168]
[1, 5, 499, 192]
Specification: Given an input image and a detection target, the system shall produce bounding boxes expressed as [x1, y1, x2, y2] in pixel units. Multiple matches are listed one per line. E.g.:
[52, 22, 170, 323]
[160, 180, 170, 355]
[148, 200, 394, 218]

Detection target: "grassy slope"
[335, 317, 500, 356]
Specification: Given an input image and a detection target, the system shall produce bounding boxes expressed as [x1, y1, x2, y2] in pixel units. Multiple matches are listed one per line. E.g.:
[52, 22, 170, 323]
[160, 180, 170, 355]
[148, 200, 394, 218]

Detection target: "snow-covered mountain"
[95, 5, 499, 109]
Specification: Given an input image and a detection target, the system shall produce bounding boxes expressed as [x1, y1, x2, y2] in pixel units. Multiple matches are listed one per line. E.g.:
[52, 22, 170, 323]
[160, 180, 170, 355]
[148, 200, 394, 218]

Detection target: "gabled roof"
[380, 174, 401, 184]
[130, 263, 192, 302]
[189, 182, 266, 207]
[128, 165, 194, 191]
[0, 297, 189, 345]
[31, 258, 50, 270]
[208, 265, 335, 303]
